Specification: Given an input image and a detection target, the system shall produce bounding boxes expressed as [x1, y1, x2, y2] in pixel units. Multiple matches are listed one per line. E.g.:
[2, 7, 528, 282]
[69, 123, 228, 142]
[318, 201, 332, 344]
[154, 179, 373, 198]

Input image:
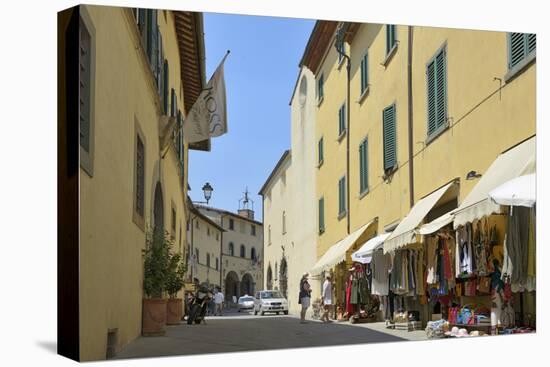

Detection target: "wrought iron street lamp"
[202, 182, 213, 204]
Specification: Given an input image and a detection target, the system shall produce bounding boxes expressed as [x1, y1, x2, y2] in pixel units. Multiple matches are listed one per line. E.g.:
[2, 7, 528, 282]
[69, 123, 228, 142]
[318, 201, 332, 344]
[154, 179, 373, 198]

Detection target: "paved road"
[114, 311, 407, 360]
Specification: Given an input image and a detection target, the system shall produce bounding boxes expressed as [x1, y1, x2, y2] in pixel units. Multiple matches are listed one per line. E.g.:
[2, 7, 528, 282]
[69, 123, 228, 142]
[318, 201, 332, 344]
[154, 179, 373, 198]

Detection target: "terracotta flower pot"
[142, 298, 167, 336]
[166, 298, 183, 325]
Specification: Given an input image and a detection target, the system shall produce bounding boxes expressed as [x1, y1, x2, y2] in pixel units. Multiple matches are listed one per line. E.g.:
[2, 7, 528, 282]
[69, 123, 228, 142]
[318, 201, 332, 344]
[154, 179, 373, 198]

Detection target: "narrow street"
[114, 309, 419, 359]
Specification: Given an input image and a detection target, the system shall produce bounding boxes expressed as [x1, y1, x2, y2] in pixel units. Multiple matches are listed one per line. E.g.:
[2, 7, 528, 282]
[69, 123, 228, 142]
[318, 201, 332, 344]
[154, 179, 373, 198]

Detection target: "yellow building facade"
[303, 21, 535, 304]
[59, 4, 208, 361]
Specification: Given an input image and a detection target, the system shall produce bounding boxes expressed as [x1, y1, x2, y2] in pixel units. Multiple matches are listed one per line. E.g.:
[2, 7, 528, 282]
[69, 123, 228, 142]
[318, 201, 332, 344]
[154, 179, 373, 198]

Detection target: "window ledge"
[504, 52, 536, 84]
[426, 122, 450, 146]
[338, 211, 347, 221]
[382, 44, 398, 67]
[337, 130, 347, 143]
[359, 188, 370, 200]
[383, 165, 398, 181]
[358, 86, 370, 105]
[317, 96, 325, 107]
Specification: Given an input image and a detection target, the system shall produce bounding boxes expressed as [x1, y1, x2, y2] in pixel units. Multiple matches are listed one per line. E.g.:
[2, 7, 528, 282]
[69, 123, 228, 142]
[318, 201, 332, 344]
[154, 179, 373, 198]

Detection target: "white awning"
[454, 137, 535, 228]
[351, 233, 390, 264]
[418, 211, 455, 235]
[384, 181, 456, 253]
[489, 173, 535, 208]
[310, 219, 375, 275]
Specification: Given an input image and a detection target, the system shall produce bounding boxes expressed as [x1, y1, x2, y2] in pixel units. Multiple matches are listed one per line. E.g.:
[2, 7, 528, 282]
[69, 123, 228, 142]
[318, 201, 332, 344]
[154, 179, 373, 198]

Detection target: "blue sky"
[188, 12, 315, 221]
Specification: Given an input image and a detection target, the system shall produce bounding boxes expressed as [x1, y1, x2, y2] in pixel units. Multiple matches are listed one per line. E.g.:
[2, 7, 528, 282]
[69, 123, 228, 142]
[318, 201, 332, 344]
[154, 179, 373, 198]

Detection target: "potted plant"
[165, 251, 188, 325]
[142, 229, 171, 336]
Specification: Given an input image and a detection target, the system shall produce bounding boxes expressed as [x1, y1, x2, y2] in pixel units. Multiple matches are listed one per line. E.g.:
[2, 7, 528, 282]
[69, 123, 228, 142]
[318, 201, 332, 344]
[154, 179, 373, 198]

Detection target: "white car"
[237, 295, 255, 312]
[253, 290, 289, 315]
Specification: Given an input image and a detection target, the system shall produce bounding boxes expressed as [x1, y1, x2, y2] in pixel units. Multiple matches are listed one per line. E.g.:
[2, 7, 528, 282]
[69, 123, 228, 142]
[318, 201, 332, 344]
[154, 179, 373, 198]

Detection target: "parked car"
[238, 295, 255, 312]
[253, 290, 289, 316]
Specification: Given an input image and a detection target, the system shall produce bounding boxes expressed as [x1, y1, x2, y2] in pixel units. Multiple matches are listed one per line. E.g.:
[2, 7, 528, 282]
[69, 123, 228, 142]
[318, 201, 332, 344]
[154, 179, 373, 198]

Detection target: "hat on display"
[457, 328, 469, 337]
[445, 326, 460, 337]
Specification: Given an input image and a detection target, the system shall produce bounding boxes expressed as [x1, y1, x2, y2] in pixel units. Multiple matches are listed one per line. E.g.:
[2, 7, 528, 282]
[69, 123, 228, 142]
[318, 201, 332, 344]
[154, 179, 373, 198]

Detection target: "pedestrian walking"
[298, 272, 312, 324]
[208, 288, 217, 316]
[214, 288, 224, 316]
[321, 275, 333, 323]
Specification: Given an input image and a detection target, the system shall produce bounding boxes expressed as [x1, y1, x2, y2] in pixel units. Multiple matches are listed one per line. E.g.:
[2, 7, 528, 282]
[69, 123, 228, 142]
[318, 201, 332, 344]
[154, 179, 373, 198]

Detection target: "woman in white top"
[321, 276, 333, 323]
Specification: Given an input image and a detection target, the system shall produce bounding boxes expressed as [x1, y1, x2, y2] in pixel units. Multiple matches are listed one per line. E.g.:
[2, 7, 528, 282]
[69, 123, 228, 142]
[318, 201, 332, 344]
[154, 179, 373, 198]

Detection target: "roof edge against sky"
[258, 150, 291, 196]
[195, 204, 264, 226]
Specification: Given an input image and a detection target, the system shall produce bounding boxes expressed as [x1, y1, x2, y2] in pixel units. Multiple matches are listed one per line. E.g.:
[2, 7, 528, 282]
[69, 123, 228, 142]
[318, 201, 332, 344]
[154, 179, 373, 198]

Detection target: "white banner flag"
[184, 52, 229, 143]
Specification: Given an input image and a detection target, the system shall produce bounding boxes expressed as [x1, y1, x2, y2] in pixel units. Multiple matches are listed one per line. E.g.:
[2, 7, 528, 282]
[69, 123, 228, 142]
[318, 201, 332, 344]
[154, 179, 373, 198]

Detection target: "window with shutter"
[386, 25, 397, 55]
[133, 123, 146, 231]
[508, 32, 536, 70]
[318, 75, 324, 101]
[79, 18, 91, 153]
[163, 61, 169, 114]
[137, 9, 147, 48]
[338, 103, 346, 136]
[157, 30, 163, 93]
[382, 104, 397, 172]
[149, 12, 158, 75]
[318, 137, 324, 165]
[426, 46, 448, 139]
[359, 138, 369, 194]
[338, 176, 346, 216]
[318, 197, 325, 233]
[170, 88, 176, 117]
[360, 51, 369, 95]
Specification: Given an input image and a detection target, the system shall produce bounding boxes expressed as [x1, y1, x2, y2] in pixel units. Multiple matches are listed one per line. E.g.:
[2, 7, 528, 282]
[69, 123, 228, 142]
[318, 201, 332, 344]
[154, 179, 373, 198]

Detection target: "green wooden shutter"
[157, 30, 163, 93]
[338, 177, 346, 214]
[527, 33, 536, 53]
[427, 59, 436, 136]
[339, 103, 346, 135]
[150, 12, 158, 74]
[509, 32, 526, 69]
[361, 52, 369, 94]
[386, 25, 396, 54]
[318, 198, 325, 233]
[383, 105, 397, 171]
[318, 137, 324, 164]
[359, 139, 368, 193]
[163, 61, 169, 114]
[79, 19, 91, 153]
[138, 9, 146, 47]
[318, 75, 324, 100]
[427, 48, 447, 138]
[435, 49, 447, 130]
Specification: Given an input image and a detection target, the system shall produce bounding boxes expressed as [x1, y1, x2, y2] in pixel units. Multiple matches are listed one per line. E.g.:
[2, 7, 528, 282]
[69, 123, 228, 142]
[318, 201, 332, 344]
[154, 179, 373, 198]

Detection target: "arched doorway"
[241, 273, 254, 297]
[225, 271, 239, 306]
[153, 182, 164, 234]
[279, 257, 288, 298]
[266, 264, 273, 290]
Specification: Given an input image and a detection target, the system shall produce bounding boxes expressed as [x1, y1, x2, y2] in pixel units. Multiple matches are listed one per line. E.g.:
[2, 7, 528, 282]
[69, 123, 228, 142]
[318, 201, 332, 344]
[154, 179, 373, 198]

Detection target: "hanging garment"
[350, 277, 359, 305]
[526, 207, 536, 290]
[371, 250, 390, 296]
[506, 207, 529, 287]
[358, 276, 369, 304]
[416, 249, 425, 296]
[473, 221, 488, 275]
[345, 276, 353, 314]
[426, 236, 438, 284]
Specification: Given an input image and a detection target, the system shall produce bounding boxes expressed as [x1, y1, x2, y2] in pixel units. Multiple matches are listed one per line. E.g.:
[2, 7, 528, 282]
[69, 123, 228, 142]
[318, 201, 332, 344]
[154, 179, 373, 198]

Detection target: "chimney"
[237, 209, 254, 220]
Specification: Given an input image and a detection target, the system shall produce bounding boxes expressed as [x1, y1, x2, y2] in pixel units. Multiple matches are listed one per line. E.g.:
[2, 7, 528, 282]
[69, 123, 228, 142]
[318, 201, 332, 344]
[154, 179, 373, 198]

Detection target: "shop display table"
[450, 323, 492, 333]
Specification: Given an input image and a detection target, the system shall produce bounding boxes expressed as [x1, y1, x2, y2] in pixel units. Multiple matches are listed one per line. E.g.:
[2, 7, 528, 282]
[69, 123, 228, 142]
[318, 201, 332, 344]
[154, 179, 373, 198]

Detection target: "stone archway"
[279, 257, 288, 298]
[266, 264, 273, 290]
[225, 271, 239, 306]
[241, 273, 254, 297]
[153, 182, 164, 234]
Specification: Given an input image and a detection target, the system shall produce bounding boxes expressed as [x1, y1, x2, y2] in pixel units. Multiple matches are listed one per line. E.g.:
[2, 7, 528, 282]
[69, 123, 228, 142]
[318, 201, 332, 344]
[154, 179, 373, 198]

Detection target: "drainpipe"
[407, 26, 415, 208]
[335, 23, 352, 235]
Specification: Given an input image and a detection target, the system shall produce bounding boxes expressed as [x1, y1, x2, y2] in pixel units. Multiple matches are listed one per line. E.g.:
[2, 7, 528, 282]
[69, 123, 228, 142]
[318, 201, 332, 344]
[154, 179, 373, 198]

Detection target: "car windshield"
[239, 297, 254, 302]
[261, 291, 283, 299]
